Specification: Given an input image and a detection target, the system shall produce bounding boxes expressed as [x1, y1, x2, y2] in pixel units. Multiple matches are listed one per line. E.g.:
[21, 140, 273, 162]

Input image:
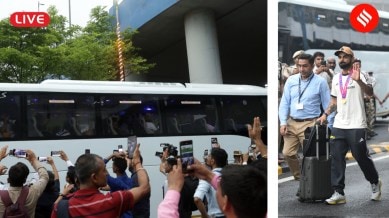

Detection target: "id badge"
[296, 103, 304, 110]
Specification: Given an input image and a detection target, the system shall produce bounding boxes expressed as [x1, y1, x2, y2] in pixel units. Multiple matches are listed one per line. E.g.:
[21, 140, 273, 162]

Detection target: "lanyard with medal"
[297, 73, 313, 110]
[339, 70, 352, 104]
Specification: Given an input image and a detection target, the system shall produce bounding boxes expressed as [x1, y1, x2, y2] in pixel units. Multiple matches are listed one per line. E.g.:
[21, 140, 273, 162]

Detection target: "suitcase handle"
[315, 124, 329, 160]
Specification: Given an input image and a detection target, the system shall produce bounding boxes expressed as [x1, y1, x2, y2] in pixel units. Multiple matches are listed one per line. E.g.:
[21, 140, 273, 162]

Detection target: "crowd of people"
[0, 116, 267, 218]
[278, 45, 382, 205]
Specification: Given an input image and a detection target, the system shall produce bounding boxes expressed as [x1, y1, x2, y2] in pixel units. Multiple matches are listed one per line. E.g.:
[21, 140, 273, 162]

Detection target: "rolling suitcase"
[299, 124, 332, 202]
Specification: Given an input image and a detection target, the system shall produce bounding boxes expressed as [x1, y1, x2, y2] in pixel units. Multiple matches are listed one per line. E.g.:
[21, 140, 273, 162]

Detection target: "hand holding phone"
[127, 136, 137, 158]
[211, 137, 219, 148]
[10, 149, 27, 158]
[51, 151, 61, 157]
[180, 140, 194, 173]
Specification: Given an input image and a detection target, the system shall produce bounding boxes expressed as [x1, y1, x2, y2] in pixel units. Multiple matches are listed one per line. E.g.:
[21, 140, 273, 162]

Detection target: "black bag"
[0, 186, 29, 218]
[179, 176, 200, 217]
[299, 124, 332, 202]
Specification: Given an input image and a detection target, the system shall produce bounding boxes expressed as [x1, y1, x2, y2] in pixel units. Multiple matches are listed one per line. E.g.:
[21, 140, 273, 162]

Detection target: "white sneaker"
[371, 179, 382, 201]
[325, 191, 346, 205]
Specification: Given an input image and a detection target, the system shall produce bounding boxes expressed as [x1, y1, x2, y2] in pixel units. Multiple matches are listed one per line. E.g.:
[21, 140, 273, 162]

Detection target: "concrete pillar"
[184, 9, 223, 84]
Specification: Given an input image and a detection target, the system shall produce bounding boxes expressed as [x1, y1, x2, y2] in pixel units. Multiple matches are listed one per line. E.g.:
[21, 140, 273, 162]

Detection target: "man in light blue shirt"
[279, 53, 330, 180]
[193, 148, 227, 218]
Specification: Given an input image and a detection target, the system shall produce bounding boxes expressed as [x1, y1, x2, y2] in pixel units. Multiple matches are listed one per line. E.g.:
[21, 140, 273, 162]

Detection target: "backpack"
[0, 186, 29, 218]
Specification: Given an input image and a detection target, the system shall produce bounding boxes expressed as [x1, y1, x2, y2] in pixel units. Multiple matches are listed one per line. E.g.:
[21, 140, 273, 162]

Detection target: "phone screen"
[12, 149, 27, 158]
[180, 140, 194, 173]
[51, 151, 61, 157]
[85, 149, 90, 154]
[211, 137, 218, 148]
[118, 145, 123, 153]
[127, 136, 137, 158]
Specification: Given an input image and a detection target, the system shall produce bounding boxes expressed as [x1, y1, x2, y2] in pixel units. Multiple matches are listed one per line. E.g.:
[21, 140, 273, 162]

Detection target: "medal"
[339, 73, 351, 102]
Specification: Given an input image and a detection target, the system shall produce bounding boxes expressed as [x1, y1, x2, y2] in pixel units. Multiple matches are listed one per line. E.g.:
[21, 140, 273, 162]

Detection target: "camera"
[155, 143, 178, 165]
[9, 149, 27, 158]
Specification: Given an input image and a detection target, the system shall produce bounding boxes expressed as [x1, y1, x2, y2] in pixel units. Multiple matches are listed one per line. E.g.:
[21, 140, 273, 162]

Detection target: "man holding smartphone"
[51, 144, 150, 217]
[0, 147, 49, 217]
[194, 148, 228, 218]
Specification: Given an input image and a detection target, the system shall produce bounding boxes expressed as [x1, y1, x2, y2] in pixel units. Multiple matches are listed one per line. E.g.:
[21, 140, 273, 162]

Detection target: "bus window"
[164, 96, 219, 135]
[26, 94, 96, 138]
[99, 95, 161, 137]
[220, 96, 267, 144]
[333, 12, 349, 29]
[0, 92, 20, 140]
[314, 8, 331, 27]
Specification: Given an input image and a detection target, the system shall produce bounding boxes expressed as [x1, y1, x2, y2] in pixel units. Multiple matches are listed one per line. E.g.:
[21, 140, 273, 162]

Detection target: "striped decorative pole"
[115, 0, 125, 81]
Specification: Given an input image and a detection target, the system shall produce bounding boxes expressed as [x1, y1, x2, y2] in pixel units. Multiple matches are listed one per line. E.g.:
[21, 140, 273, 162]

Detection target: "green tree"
[0, 5, 154, 83]
[0, 6, 68, 82]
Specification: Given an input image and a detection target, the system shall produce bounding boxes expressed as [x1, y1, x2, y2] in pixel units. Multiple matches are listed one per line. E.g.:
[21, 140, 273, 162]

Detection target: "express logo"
[350, 4, 379, 33]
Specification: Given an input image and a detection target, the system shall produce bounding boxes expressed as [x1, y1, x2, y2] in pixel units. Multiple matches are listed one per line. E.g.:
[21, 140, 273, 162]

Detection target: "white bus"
[0, 80, 267, 217]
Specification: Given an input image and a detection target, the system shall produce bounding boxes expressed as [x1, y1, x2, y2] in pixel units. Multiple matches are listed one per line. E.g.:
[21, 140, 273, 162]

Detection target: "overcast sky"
[0, 0, 115, 27]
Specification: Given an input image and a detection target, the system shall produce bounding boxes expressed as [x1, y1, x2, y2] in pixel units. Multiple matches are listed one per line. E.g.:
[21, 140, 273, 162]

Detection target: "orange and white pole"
[115, 0, 125, 81]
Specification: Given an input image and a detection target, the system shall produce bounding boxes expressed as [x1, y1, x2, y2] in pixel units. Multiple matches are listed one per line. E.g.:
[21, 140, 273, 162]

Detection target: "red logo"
[350, 4, 379, 33]
[10, 12, 50, 28]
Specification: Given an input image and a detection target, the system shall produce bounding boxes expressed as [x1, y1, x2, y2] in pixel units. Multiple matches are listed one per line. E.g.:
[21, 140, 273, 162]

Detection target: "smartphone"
[179, 140, 194, 173]
[127, 136, 137, 158]
[10, 149, 27, 158]
[118, 145, 123, 153]
[38, 156, 48, 162]
[211, 137, 218, 148]
[203, 149, 208, 157]
[85, 149, 90, 154]
[51, 151, 61, 157]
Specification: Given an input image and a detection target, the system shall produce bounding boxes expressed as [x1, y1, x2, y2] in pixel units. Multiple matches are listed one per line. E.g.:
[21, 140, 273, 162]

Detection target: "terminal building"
[109, 0, 267, 87]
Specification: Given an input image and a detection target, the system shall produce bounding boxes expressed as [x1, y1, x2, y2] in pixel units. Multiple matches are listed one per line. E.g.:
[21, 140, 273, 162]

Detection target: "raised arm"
[60, 150, 74, 167]
[47, 156, 59, 181]
[158, 158, 184, 218]
[128, 144, 150, 204]
[26, 150, 49, 196]
[248, 117, 267, 158]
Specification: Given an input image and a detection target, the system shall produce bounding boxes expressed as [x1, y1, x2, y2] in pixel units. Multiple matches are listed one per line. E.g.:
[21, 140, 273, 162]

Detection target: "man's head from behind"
[207, 148, 228, 168]
[218, 165, 267, 218]
[75, 153, 107, 188]
[8, 162, 29, 187]
[113, 157, 128, 175]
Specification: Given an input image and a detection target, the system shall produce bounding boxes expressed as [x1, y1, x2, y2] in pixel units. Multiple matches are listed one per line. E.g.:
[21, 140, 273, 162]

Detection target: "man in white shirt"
[193, 148, 227, 218]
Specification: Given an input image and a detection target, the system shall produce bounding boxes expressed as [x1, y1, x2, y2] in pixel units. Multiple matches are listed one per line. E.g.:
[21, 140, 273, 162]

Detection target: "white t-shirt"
[144, 122, 158, 134]
[331, 71, 367, 129]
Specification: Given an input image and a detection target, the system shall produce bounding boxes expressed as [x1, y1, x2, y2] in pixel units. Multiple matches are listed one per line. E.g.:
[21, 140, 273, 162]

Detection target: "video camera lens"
[166, 156, 177, 166]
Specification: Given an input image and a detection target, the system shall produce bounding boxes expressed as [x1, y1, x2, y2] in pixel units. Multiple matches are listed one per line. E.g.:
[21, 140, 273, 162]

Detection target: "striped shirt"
[51, 188, 134, 218]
